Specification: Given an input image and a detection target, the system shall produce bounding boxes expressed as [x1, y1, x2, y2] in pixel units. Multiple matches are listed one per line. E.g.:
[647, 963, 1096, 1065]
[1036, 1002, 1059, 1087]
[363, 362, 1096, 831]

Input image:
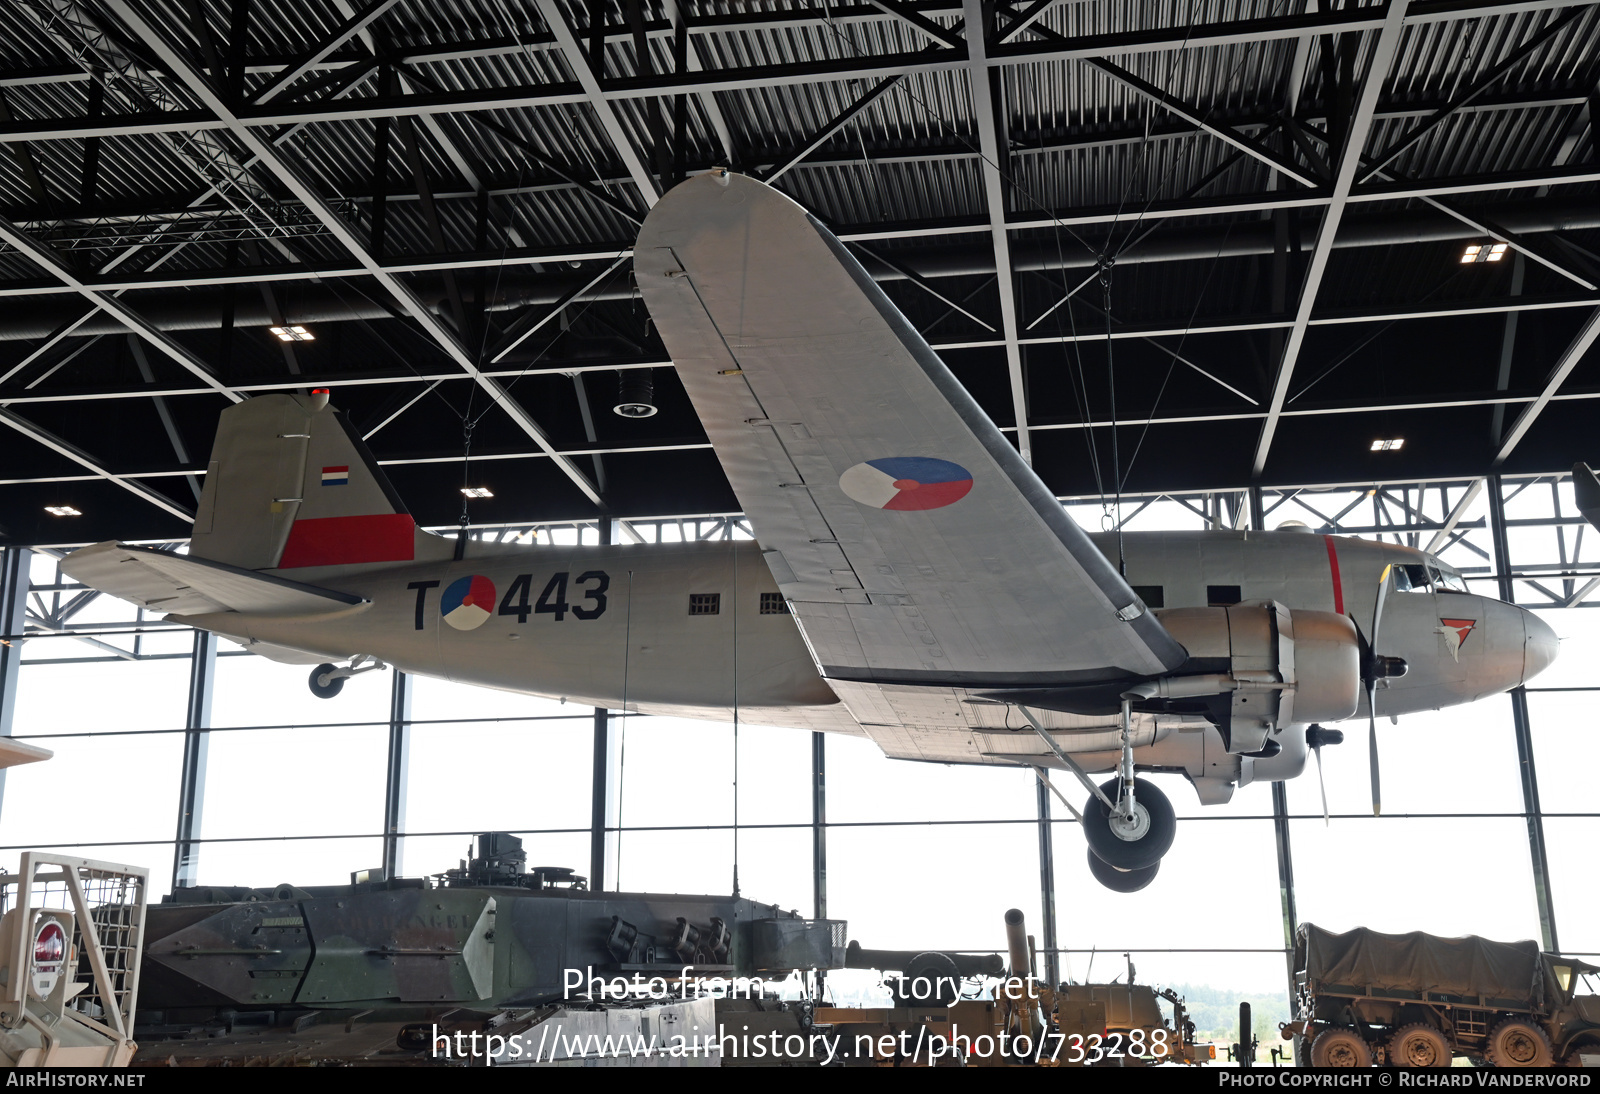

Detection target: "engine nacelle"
[1150, 603, 1361, 754]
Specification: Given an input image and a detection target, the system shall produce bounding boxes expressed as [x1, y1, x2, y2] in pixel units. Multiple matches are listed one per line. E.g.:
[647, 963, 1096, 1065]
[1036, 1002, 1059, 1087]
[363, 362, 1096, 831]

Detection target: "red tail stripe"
[278, 513, 415, 569]
[1323, 534, 1345, 615]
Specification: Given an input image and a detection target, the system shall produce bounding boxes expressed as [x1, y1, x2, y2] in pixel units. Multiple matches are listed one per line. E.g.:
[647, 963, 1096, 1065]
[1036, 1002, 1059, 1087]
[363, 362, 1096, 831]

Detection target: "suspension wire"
[1109, 0, 1294, 262]
[1119, 219, 1239, 488]
[1287, 265, 1471, 404]
[730, 532, 740, 898]
[615, 569, 634, 889]
[1101, 256, 1126, 573]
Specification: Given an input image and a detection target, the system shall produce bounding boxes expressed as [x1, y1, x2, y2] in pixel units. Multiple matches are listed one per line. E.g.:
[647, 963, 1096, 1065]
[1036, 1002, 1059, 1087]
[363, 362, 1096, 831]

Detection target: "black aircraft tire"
[309, 663, 345, 699]
[1086, 848, 1159, 892]
[1486, 1018, 1554, 1067]
[1083, 777, 1175, 871]
[1389, 1022, 1453, 1067]
[1310, 1028, 1372, 1067]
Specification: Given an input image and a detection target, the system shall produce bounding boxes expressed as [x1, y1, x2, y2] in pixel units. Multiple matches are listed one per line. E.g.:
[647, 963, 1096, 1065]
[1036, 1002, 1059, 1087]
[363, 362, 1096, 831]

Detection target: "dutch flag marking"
[321, 465, 350, 487]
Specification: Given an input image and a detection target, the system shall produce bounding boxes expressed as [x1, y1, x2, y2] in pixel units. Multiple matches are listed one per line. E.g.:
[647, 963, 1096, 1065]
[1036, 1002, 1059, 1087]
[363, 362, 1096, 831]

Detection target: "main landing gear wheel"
[1310, 1028, 1372, 1067]
[1086, 848, 1159, 892]
[1389, 1023, 1453, 1067]
[1486, 1018, 1554, 1067]
[309, 663, 345, 699]
[1083, 777, 1175, 871]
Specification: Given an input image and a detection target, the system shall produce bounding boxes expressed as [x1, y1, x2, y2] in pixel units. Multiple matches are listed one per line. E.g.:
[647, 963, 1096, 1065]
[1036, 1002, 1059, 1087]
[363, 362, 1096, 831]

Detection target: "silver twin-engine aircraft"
[63, 171, 1559, 891]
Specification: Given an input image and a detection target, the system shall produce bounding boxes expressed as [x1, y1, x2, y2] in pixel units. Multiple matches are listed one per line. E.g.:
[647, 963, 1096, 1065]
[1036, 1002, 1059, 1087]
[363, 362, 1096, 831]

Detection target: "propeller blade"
[1313, 743, 1329, 826]
[1370, 563, 1393, 655]
[1368, 684, 1382, 817]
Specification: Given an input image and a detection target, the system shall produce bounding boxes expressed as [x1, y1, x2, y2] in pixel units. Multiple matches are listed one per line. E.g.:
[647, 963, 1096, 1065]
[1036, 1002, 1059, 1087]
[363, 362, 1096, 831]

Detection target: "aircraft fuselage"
[215, 526, 1553, 735]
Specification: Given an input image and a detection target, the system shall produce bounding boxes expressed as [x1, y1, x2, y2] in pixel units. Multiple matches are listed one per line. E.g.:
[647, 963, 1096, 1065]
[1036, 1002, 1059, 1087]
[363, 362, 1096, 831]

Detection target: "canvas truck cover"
[1296, 924, 1547, 1009]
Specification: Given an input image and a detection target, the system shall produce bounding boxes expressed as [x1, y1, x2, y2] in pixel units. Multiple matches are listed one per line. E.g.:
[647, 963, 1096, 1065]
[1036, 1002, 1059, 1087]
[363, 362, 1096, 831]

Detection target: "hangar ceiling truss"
[0, 0, 1596, 544]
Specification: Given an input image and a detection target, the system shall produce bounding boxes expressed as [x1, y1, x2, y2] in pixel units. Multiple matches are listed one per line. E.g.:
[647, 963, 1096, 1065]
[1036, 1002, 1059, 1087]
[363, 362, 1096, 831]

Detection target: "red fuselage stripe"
[278, 513, 415, 568]
[1324, 534, 1344, 614]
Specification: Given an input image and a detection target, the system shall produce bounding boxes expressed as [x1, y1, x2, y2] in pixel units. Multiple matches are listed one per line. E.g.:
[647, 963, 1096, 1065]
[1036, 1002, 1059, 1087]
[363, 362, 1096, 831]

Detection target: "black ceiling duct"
[613, 369, 657, 418]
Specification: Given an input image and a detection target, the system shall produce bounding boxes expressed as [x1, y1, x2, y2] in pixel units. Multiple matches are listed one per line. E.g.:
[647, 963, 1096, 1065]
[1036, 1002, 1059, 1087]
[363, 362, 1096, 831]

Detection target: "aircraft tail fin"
[190, 393, 438, 571]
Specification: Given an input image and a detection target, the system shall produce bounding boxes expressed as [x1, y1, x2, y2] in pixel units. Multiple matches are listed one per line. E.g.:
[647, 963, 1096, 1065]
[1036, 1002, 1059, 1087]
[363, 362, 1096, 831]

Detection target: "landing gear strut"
[309, 655, 386, 698]
[1020, 697, 1179, 890]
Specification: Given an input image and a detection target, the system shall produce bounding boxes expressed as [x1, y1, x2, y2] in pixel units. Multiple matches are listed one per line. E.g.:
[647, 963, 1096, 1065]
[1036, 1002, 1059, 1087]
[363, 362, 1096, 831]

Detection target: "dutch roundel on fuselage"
[838, 457, 974, 511]
[441, 575, 496, 631]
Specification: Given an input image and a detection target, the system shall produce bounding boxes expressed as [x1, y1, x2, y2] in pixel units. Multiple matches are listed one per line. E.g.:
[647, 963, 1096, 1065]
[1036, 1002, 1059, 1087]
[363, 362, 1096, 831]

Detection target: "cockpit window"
[1397, 564, 1431, 592]
[1396, 562, 1468, 593]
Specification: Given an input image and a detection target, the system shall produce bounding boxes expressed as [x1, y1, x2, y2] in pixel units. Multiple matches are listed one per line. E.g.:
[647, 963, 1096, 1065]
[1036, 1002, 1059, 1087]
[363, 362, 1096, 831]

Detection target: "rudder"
[190, 392, 425, 571]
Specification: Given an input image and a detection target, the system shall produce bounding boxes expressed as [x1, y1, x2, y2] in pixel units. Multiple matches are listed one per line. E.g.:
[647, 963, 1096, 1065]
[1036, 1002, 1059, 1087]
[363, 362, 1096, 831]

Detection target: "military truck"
[1283, 923, 1600, 1067]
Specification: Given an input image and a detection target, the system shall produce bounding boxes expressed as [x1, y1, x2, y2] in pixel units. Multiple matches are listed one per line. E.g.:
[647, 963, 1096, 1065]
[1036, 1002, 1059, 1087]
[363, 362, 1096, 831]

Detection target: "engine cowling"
[1149, 603, 1361, 754]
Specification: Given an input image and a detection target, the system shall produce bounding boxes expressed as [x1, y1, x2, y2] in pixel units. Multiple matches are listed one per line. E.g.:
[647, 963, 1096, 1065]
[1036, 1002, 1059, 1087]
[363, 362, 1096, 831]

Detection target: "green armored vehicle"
[1284, 923, 1600, 1067]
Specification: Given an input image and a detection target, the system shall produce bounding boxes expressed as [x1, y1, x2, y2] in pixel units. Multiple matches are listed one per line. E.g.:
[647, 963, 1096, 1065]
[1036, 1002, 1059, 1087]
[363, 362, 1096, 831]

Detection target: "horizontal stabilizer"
[62, 542, 366, 618]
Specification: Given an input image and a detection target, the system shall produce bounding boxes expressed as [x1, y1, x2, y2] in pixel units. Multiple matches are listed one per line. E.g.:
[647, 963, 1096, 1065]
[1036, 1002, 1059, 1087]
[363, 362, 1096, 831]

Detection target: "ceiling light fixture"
[269, 325, 315, 341]
[1461, 243, 1508, 264]
[1370, 438, 1405, 452]
[461, 487, 493, 499]
[44, 505, 82, 516]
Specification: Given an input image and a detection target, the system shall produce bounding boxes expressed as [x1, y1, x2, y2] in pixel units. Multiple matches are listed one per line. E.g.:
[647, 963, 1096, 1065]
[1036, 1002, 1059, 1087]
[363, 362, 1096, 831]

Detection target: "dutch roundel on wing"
[838, 457, 974, 511]
[441, 575, 496, 631]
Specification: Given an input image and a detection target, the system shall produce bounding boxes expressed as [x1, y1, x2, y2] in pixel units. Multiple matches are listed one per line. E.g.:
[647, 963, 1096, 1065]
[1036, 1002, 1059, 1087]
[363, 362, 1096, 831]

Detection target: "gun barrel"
[1005, 908, 1031, 979]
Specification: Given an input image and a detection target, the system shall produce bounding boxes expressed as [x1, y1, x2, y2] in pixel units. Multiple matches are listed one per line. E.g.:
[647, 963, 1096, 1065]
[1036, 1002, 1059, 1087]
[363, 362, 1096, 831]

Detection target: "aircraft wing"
[62, 542, 366, 619]
[636, 172, 1187, 688]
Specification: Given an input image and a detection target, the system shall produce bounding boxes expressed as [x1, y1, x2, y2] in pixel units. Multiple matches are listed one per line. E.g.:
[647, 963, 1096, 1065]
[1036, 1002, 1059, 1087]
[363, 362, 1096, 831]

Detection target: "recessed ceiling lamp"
[1461, 243, 1508, 264]
[44, 505, 81, 516]
[1370, 438, 1405, 452]
[461, 487, 494, 499]
[269, 325, 315, 341]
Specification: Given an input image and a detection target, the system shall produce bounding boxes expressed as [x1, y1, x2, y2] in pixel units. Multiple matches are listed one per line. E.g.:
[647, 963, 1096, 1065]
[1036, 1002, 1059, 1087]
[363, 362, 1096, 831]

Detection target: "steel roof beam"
[1252, 0, 1411, 478]
[1085, 59, 1322, 188]
[1492, 307, 1600, 467]
[15, 386, 1600, 489]
[0, 407, 193, 521]
[0, 216, 241, 403]
[252, 0, 404, 105]
[962, 0, 1031, 463]
[862, 0, 964, 48]
[535, 0, 659, 209]
[1357, 5, 1589, 184]
[98, 0, 601, 507]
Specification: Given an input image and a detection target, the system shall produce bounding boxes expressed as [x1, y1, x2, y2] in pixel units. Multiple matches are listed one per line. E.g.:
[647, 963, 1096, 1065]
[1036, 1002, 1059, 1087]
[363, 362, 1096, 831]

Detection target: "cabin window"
[1132, 585, 1164, 608]
[759, 593, 789, 615]
[1207, 585, 1241, 606]
[689, 593, 721, 615]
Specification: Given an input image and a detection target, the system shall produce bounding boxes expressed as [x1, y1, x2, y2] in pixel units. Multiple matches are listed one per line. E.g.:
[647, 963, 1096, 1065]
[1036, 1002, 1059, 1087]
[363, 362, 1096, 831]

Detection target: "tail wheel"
[1082, 777, 1176, 871]
[308, 663, 345, 699]
[1486, 1018, 1554, 1067]
[1389, 1022, 1452, 1067]
[1086, 848, 1159, 892]
[1310, 1028, 1372, 1067]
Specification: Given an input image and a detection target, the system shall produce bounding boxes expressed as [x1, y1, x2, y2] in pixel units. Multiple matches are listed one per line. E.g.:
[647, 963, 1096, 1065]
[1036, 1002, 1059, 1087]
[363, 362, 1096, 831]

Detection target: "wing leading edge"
[637, 171, 1187, 688]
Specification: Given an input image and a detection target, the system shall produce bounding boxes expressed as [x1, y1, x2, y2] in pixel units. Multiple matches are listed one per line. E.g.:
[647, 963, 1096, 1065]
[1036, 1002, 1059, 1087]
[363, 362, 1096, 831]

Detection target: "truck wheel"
[1310, 1028, 1372, 1067]
[1563, 1040, 1600, 1067]
[1389, 1023, 1452, 1067]
[1083, 777, 1175, 871]
[1486, 1018, 1554, 1067]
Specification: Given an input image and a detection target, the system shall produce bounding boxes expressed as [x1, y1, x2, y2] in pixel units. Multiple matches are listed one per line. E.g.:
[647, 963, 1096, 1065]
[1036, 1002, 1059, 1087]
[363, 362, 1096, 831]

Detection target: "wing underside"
[636, 172, 1187, 701]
